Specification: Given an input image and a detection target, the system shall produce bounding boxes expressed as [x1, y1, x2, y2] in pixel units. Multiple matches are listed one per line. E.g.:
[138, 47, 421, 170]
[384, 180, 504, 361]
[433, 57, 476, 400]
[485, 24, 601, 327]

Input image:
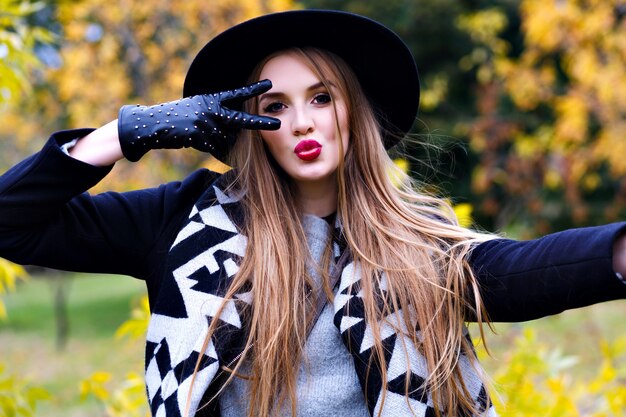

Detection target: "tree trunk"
[52, 274, 71, 352]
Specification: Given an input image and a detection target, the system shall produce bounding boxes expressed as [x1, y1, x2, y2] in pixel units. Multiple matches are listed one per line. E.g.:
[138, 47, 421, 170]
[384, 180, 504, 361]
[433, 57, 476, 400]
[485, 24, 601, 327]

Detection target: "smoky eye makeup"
[313, 92, 332, 104]
[262, 101, 285, 113]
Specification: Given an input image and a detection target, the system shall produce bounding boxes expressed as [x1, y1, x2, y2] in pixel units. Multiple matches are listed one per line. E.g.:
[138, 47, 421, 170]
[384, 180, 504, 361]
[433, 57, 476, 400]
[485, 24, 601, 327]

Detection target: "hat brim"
[183, 9, 420, 148]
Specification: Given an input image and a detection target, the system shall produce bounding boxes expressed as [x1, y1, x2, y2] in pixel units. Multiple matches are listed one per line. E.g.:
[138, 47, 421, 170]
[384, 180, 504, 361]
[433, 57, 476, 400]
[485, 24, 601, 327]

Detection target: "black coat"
[1, 129, 625, 416]
[1, 129, 624, 320]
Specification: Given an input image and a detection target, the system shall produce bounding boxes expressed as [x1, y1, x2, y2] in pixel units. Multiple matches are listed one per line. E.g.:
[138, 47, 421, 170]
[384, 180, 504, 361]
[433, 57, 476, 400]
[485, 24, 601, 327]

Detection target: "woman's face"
[257, 53, 350, 191]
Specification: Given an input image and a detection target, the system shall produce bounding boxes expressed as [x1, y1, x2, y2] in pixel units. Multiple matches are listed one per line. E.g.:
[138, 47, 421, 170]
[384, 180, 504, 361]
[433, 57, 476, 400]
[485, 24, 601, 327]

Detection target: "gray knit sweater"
[220, 214, 369, 417]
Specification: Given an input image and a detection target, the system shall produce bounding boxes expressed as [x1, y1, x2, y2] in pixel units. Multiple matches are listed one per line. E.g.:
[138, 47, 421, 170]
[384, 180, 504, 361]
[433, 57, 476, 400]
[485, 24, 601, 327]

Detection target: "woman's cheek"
[259, 129, 277, 144]
[260, 119, 286, 143]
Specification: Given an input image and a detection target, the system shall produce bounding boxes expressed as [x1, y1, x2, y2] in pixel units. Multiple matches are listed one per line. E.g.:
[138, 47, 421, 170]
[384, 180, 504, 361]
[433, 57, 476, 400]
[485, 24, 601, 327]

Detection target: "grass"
[0, 272, 146, 338]
[1, 272, 146, 417]
[477, 300, 626, 379]
[1, 271, 625, 416]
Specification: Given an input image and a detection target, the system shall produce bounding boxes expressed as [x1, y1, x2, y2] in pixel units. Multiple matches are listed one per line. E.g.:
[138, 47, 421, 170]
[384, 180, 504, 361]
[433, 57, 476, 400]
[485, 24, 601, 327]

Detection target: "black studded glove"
[117, 79, 280, 162]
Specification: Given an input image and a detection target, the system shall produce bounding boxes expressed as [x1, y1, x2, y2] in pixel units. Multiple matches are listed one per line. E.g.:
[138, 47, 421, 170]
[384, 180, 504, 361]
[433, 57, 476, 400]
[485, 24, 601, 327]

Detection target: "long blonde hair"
[186, 47, 494, 417]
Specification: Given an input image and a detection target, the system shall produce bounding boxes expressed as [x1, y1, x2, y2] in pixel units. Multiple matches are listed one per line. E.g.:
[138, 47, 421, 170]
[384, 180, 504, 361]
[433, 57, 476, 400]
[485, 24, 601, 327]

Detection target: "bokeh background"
[1, 0, 625, 415]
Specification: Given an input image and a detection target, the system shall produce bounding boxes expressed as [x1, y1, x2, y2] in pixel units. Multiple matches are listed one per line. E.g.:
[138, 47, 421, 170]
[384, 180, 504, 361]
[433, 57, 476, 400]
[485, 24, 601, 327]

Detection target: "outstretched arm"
[470, 223, 626, 322]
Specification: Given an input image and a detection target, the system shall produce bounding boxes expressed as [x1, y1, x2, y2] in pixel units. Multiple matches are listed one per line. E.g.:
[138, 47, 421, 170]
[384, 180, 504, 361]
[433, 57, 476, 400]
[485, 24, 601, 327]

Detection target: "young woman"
[1, 9, 625, 417]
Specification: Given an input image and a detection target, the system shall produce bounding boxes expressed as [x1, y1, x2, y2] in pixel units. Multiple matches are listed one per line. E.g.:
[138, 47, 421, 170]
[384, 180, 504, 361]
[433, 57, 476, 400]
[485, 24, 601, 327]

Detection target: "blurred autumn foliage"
[0, 0, 55, 105]
[2, 0, 625, 234]
[0, 0, 295, 192]
[305, 0, 626, 236]
[1, 3, 626, 416]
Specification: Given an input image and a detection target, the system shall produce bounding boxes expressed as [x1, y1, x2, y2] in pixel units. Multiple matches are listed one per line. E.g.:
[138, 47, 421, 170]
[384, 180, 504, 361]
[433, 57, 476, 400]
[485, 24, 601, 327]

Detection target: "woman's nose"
[291, 107, 314, 135]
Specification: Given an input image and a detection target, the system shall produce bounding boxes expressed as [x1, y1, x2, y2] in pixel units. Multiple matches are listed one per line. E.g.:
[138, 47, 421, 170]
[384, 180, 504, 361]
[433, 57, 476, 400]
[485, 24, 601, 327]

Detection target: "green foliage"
[0, 0, 55, 104]
[1, 273, 146, 417]
[0, 363, 49, 417]
[80, 294, 150, 416]
[80, 371, 148, 417]
[0, 250, 46, 416]
[478, 328, 626, 416]
[0, 273, 145, 338]
[0, 259, 28, 320]
[114, 295, 149, 340]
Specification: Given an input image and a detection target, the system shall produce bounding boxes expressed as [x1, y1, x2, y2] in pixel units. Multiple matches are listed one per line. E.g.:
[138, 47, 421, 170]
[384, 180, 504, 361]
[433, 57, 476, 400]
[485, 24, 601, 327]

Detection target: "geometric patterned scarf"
[141, 175, 496, 417]
[333, 262, 496, 416]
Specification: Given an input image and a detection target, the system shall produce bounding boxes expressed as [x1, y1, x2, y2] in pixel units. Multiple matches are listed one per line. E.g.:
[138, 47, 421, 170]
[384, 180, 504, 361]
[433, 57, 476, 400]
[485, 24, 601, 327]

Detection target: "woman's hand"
[117, 79, 280, 162]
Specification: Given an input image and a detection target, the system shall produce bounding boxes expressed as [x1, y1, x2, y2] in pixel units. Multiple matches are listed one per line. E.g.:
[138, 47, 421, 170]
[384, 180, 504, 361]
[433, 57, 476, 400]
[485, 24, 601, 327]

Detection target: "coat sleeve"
[0, 129, 217, 285]
[468, 222, 626, 322]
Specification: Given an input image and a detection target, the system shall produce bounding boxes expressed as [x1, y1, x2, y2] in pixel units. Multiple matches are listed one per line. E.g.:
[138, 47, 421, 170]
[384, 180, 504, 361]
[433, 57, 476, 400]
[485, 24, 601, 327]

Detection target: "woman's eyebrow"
[258, 91, 285, 101]
[258, 81, 336, 101]
[309, 81, 337, 91]
[308, 81, 326, 90]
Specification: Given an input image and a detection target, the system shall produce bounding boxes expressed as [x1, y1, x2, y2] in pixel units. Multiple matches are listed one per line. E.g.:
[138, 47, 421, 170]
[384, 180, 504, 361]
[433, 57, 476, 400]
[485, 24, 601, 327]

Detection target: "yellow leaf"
[453, 203, 473, 228]
[91, 371, 112, 384]
[387, 158, 410, 188]
[116, 295, 150, 341]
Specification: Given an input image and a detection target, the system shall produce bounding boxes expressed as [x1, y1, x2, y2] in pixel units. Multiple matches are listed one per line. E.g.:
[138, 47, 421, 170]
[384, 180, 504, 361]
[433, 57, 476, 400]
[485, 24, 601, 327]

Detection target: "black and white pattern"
[332, 266, 496, 416]
[145, 179, 250, 417]
[142, 175, 496, 417]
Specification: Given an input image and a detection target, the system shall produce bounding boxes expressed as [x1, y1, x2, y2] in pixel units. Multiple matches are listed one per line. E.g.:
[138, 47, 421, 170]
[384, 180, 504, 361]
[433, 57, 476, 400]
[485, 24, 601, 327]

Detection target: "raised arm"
[0, 129, 215, 283]
[69, 119, 124, 166]
[69, 79, 280, 167]
[0, 80, 279, 297]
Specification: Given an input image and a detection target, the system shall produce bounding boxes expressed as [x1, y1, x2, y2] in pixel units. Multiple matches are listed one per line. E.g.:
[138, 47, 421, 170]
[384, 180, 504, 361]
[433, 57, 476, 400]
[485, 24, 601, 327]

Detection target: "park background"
[1, 0, 626, 415]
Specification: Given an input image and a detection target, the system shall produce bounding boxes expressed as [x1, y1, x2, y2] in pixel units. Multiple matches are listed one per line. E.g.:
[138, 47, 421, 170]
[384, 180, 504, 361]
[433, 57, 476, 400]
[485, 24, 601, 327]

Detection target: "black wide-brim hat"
[183, 9, 420, 149]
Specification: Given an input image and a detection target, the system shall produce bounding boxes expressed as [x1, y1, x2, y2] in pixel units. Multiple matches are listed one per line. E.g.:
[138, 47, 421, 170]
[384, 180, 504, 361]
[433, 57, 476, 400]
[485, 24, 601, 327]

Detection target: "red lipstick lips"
[294, 139, 322, 161]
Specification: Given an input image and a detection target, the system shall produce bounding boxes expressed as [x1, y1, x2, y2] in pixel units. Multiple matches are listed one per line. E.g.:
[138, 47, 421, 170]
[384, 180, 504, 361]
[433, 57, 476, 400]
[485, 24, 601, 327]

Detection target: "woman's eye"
[313, 93, 332, 105]
[263, 102, 285, 113]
